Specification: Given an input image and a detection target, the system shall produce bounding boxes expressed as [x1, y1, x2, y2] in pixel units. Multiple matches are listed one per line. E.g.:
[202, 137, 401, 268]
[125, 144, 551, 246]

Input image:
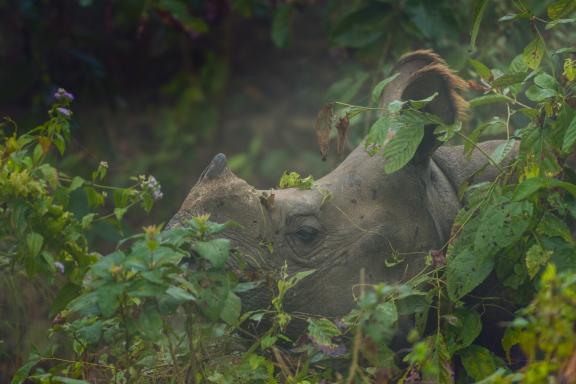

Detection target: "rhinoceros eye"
[295, 226, 319, 244]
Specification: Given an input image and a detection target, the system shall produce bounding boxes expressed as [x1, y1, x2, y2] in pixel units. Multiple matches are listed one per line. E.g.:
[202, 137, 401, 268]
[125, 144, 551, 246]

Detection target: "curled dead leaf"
[315, 103, 334, 161]
[336, 113, 350, 156]
[559, 349, 576, 383]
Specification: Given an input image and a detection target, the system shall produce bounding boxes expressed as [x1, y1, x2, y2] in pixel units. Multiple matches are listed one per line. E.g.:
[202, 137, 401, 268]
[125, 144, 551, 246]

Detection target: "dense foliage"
[2, 0, 576, 383]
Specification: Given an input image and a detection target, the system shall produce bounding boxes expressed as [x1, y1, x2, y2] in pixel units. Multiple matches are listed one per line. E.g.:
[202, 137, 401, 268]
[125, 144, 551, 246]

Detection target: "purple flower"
[335, 318, 348, 332]
[140, 175, 164, 200]
[54, 261, 65, 274]
[54, 88, 75, 102]
[57, 107, 72, 117]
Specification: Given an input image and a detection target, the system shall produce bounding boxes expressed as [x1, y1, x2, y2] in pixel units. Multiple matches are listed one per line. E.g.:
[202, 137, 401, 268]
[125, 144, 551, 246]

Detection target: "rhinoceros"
[168, 50, 509, 335]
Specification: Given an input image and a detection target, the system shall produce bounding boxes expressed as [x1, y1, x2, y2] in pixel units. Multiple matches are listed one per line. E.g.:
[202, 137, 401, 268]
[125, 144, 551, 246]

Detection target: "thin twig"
[346, 268, 365, 384]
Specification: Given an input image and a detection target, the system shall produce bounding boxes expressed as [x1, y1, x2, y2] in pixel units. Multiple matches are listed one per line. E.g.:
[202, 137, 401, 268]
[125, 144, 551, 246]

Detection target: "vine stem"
[455, 131, 504, 173]
[59, 174, 138, 191]
[37, 356, 116, 370]
[346, 268, 365, 384]
[333, 101, 387, 111]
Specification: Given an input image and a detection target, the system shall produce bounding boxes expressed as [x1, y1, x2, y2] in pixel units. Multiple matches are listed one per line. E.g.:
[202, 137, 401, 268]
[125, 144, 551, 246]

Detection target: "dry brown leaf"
[559, 349, 576, 383]
[335, 113, 350, 155]
[315, 103, 334, 161]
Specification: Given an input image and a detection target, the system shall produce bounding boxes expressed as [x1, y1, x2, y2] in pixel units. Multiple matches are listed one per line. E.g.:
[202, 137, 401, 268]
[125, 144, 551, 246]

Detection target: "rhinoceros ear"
[383, 50, 468, 162]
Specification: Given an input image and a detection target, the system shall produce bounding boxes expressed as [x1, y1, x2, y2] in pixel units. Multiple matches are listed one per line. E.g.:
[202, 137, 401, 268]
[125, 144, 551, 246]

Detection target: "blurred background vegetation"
[5, 0, 573, 243]
[1, 0, 575, 378]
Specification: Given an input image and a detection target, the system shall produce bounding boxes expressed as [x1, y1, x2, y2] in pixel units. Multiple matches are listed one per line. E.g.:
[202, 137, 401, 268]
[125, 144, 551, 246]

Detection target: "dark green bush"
[2, 0, 576, 383]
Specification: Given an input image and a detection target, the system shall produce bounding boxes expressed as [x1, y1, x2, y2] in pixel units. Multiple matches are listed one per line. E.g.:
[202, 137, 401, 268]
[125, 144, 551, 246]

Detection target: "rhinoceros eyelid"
[294, 226, 320, 243]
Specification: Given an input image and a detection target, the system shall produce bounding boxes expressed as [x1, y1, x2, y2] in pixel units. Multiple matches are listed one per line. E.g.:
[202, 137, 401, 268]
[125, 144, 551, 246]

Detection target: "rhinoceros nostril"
[201, 153, 228, 180]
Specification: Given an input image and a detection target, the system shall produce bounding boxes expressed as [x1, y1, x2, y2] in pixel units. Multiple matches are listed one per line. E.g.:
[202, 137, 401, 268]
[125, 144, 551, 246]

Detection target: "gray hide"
[168, 50, 509, 333]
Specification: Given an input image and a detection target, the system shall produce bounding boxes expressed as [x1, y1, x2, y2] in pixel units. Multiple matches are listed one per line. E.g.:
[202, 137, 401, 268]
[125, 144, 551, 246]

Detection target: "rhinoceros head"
[168, 51, 485, 325]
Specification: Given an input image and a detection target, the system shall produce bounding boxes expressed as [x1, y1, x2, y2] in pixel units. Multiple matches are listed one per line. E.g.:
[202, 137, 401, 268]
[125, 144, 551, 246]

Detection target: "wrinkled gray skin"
[168, 52, 511, 334]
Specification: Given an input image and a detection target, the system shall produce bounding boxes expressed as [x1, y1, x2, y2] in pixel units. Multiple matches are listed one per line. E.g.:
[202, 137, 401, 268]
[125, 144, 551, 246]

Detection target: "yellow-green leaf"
[562, 115, 576, 152]
[548, 0, 576, 20]
[525, 244, 552, 279]
[523, 37, 545, 70]
[470, 0, 490, 50]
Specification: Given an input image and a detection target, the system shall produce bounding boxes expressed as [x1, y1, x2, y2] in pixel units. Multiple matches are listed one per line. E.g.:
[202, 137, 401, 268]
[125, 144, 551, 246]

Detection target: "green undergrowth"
[3, 0, 576, 383]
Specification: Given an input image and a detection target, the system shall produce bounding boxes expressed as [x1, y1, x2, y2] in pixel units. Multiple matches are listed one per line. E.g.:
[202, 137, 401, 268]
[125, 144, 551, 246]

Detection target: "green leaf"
[11, 356, 41, 384]
[525, 85, 556, 102]
[81, 213, 96, 228]
[470, 0, 490, 50]
[554, 47, 576, 55]
[447, 248, 494, 300]
[490, 139, 515, 164]
[562, 115, 576, 152]
[41, 251, 55, 271]
[513, 178, 544, 201]
[371, 73, 400, 104]
[445, 308, 482, 354]
[220, 292, 241, 325]
[498, 13, 517, 21]
[114, 207, 128, 221]
[536, 213, 573, 243]
[534, 73, 557, 89]
[50, 283, 81, 317]
[193, 239, 230, 269]
[32, 143, 43, 163]
[546, 17, 576, 29]
[395, 294, 430, 315]
[551, 180, 576, 198]
[307, 318, 341, 348]
[474, 200, 534, 259]
[492, 72, 528, 87]
[52, 377, 91, 384]
[286, 269, 316, 288]
[410, 93, 439, 110]
[548, 0, 576, 20]
[278, 171, 314, 189]
[38, 164, 59, 188]
[365, 114, 393, 149]
[113, 189, 131, 208]
[233, 280, 262, 293]
[166, 286, 196, 302]
[523, 37, 545, 70]
[137, 307, 163, 340]
[464, 118, 505, 156]
[97, 283, 124, 317]
[469, 94, 514, 108]
[68, 176, 84, 192]
[260, 335, 278, 350]
[382, 118, 424, 173]
[271, 4, 293, 48]
[434, 121, 462, 142]
[363, 301, 398, 344]
[525, 243, 553, 279]
[421, 335, 454, 384]
[78, 320, 103, 344]
[26, 232, 44, 257]
[84, 186, 105, 208]
[469, 59, 491, 80]
[388, 99, 405, 113]
[502, 327, 522, 363]
[459, 345, 503, 381]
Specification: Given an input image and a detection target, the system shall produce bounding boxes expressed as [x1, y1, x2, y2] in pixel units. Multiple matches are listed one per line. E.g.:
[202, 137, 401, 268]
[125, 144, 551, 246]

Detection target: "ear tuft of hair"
[397, 49, 447, 67]
[380, 49, 469, 123]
